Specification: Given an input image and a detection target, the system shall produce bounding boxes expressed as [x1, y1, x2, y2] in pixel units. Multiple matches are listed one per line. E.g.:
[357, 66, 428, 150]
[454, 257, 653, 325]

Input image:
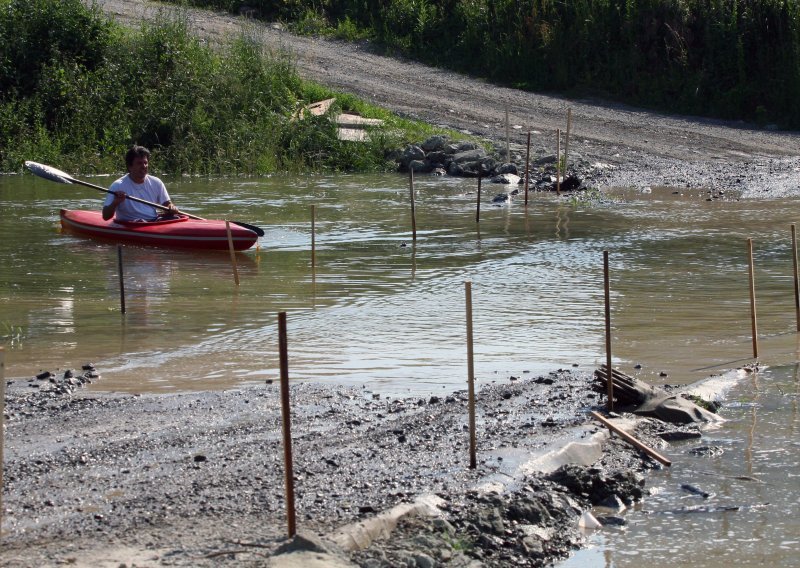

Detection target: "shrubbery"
[0, 0, 408, 173]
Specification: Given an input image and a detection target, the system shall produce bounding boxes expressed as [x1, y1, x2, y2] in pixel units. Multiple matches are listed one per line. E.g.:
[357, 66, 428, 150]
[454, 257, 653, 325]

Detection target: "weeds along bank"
[0, 0, 432, 174]
[178, 0, 800, 129]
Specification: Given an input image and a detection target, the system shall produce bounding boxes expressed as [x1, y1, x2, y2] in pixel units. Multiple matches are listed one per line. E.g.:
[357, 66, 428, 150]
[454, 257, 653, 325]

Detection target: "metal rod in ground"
[117, 245, 126, 314]
[556, 128, 561, 196]
[465, 281, 477, 469]
[1, 347, 5, 533]
[524, 131, 531, 207]
[565, 107, 572, 169]
[278, 312, 297, 537]
[311, 205, 316, 274]
[747, 238, 759, 358]
[225, 221, 240, 286]
[604, 251, 614, 411]
[409, 169, 417, 241]
[475, 175, 481, 223]
[793, 224, 800, 332]
[590, 411, 672, 466]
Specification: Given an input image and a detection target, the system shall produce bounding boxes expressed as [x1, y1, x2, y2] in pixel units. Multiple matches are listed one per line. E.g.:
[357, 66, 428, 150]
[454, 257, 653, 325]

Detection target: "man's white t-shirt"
[104, 174, 170, 222]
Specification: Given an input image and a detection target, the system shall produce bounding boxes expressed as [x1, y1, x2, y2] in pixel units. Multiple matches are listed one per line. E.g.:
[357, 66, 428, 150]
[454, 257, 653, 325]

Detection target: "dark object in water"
[681, 483, 713, 499]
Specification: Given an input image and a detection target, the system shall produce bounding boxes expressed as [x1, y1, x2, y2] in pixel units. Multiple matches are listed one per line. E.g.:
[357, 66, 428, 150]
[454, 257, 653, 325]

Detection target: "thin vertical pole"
[792, 224, 800, 332]
[556, 129, 561, 196]
[505, 104, 510, 161]
[747, 238, 759, 358]
[311, 205, 316, 274]
[117, 245, 126, 314]
[465, 281, 477, 469]
[409, 169, 417, 242]
[604, 251, 614, 411]
[524, 131, 531, 207]
[225, 222, 240, 286]
[475, 176, 482, 223]
[278, 312, 297, 537]
[564, 107, 572, 170]
[0, 347, 5, 533]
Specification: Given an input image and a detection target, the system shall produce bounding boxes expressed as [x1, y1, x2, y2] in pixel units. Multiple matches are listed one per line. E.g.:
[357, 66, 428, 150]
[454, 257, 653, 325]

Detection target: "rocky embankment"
[1, 366, 714, 567]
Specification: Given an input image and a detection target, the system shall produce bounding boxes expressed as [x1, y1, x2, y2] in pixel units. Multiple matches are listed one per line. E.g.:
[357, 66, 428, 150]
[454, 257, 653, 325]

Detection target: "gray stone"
[652, 396, 719, 424]
[452, 149, 487, 164]
[495, 162, 518, 175]
[421, 136, 447, 152]
[413, 553, 436, 568]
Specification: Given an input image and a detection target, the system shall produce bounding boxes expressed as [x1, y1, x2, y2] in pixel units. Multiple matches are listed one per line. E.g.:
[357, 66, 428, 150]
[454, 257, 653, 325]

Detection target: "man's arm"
[102, 191, 126, 220]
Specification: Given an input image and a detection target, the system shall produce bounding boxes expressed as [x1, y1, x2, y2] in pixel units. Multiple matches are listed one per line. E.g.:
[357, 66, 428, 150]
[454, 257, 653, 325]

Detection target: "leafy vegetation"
[0, 0, 438, 174]
[177, 0, 800, 128]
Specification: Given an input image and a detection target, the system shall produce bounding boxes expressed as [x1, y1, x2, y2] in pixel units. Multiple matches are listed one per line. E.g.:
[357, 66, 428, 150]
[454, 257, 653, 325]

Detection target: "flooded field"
[1, 171, 799, 566]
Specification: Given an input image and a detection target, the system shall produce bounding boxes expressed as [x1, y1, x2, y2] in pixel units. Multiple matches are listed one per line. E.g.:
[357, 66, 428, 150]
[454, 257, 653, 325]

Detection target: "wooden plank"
[590, 411, 672, 467]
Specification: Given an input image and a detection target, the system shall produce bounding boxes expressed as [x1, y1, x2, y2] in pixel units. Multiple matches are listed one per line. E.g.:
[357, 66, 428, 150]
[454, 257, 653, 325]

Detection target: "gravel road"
[94, 0, 800, 198]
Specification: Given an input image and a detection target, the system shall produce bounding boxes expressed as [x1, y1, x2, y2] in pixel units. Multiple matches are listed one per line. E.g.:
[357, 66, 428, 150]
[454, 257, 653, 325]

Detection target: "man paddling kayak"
[102, 145, 179, 222]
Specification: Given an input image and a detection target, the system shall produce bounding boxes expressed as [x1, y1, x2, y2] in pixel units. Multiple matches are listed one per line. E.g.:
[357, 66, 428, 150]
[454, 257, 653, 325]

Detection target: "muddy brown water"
[1, 173, 799, 565]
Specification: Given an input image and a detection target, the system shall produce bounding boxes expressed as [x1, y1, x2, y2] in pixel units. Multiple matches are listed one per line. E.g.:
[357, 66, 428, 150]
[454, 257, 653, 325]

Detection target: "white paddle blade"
[24, 161, 74, 185]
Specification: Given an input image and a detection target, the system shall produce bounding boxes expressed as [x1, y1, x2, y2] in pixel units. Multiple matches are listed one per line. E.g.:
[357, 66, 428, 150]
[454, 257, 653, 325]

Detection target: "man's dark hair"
[125, 145, 151, 168]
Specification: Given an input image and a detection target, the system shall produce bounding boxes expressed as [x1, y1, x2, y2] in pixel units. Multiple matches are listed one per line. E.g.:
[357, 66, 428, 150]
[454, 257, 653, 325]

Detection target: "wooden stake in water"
[311, 205, 316, 274]
[475, 176, 482, 223]
[409, 169, 417, 242]
[792, 224, 800, 332]
[465, 281, 477, 469]
[524, 130, 531, 207]
[278, 312, 297, 537]
[564, 107, 572, 170]
[747, 238, 759, 358]
[556, 128, 561, 196]
[604, 251, 614, 411]
[117, 245, 126, 314]
[505, 104, 510, 161]
[0, 347, 5, 533]
[225, 221, 240, 286]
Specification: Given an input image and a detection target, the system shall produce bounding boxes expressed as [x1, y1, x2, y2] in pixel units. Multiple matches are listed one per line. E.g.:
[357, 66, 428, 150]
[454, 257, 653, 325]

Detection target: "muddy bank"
[1, 367, 707, 567]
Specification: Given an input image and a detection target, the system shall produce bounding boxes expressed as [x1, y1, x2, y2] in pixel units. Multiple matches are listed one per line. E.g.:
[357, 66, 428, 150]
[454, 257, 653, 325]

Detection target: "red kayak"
[60, 209, 258, 251]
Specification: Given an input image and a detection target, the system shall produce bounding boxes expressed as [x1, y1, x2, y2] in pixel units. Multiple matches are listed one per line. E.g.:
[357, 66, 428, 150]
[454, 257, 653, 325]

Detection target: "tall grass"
[181, 0, 800, 128]
[0, 0, 410, 173]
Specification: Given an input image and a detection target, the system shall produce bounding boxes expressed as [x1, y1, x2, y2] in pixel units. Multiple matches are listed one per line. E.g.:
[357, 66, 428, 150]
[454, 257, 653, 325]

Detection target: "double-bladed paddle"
[24, 161, 265, 237]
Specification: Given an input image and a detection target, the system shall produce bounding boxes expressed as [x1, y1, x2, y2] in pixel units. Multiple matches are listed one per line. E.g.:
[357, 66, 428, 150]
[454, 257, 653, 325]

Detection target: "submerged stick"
[226, 222, 240, 287]
[604, 251, 614, 411]
[278, 312, 297, 537]
[409, 169, 417, 242]
[117, 245, 126, 314]
[465, 281, 477, 469]
[590, 411, 672, 466]
[524, 131, 531, 207]
[793, 224, 800, 332]
[747, 238, 759, 358]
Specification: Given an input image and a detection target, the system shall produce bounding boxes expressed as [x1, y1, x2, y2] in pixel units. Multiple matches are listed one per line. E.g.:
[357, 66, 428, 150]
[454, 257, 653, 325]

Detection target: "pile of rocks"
[394, 135, 596, 199]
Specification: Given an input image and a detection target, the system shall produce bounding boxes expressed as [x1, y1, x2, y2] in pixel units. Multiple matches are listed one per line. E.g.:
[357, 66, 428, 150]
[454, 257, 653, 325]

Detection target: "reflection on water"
[3, 180, 800, 394]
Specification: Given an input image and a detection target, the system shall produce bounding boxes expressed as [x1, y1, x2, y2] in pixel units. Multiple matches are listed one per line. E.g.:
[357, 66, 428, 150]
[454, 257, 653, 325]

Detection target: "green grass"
[0, 0, 456, 175]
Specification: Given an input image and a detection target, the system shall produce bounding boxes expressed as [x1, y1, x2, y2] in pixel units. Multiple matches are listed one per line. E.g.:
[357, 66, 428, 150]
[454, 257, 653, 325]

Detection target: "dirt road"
[95, 0, 800, 197]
